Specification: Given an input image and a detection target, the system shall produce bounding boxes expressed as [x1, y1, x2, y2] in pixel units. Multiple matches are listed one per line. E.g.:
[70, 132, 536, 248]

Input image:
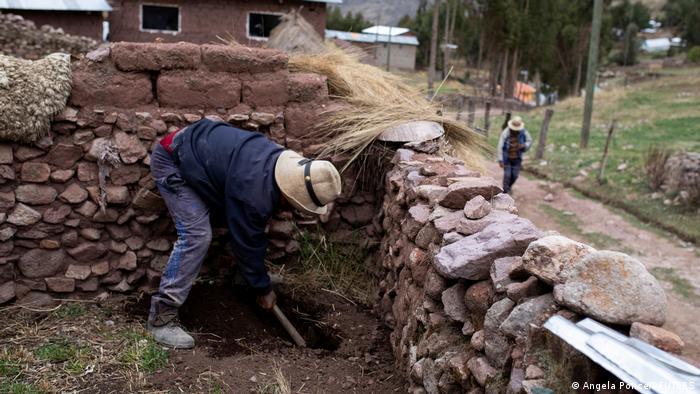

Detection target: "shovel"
[271, 304, 307, 347]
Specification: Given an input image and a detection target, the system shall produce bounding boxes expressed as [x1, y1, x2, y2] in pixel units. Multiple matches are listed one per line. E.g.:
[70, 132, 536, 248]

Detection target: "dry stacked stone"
[0, 12, 98, 59]
[0, 42, 383, 306]
[375, 146, 677, 393]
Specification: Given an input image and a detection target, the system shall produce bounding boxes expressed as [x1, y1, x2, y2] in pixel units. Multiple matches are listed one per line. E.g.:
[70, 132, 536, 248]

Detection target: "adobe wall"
[0, 42, 379, 305]
[0, 12, 99, 60]
[108, 0, 326, 45]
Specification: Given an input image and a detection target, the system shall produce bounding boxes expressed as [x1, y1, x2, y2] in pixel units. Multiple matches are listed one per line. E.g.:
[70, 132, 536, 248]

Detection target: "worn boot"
[147, 303, 194, 349]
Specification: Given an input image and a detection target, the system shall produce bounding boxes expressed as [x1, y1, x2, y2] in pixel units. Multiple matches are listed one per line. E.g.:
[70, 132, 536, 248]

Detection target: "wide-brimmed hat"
[274, 150, 342, 215]
[508, 116, 525, 131]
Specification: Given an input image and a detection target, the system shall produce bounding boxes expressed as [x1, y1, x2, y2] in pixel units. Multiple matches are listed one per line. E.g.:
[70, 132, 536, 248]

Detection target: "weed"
[650, 267, 700, 302]
[644, 145, 670, 191]
[51, 303, 86, 319]
[254, 364, 291, 394]
[287, 229, 376, 304]
[34, 341, 76, 363]
[0, 360, 21, 378]
[119, 331, 168, 373]
[0, 382, 43, 394]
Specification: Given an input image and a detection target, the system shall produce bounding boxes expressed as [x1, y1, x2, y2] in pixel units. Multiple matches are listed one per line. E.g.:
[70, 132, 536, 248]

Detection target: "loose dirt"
[486, 161, 700, 360]
[127, 283, 404, 393]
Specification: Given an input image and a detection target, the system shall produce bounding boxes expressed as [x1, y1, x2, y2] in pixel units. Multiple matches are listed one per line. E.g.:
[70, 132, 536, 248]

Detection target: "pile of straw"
[266, 9, 326, 54]
[289, 47, 486, 170]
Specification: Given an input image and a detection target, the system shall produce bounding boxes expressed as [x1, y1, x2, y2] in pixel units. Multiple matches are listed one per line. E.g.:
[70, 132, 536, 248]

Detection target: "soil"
[126, 283, 405, 393]
[486, 161, 700, 361]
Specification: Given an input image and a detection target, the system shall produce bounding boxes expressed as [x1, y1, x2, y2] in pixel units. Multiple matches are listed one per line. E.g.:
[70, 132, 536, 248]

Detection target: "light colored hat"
[508, 116, 525, 131]
[274, 150, 342, 215]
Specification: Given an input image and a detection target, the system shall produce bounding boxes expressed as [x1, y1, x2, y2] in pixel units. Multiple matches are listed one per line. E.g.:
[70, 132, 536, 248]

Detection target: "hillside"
[334, 0, 424, 26]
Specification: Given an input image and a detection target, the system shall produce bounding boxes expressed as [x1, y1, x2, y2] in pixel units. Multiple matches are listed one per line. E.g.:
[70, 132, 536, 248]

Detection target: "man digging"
[496, 116, 533, 194]
[147, 118, 342, 348]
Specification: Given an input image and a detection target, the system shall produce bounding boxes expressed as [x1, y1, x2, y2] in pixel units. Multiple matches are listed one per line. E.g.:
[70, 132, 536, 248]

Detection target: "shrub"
[688, 46, 700, 63]
[644, 145, 671, 191]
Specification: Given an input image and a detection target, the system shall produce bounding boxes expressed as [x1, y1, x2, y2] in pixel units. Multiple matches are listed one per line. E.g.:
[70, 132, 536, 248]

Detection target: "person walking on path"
[148, 118, 342, 348]
[496, 116, 532, 194]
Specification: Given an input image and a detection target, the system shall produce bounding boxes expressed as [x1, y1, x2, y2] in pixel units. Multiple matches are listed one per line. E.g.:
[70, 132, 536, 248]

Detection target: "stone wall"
[375, 146, 680, 393]
[0, 42, 380, 306]
[0, 12, 99, 60]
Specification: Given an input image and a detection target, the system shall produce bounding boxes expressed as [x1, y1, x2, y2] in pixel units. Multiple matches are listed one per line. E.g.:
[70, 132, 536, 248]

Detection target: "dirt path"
[485, 161, 700, 361]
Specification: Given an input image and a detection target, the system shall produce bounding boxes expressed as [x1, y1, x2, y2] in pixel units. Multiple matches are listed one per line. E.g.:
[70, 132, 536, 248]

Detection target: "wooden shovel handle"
[272, 304, 307, 348]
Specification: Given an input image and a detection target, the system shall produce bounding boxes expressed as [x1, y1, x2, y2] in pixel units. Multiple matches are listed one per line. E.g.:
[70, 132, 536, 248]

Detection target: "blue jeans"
[502, 157, 522, 194]
[148, 145, 212, 325]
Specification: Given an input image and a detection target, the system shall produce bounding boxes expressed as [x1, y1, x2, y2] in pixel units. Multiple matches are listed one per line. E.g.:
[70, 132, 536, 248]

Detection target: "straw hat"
[275, 150, 342, 215]
[508, 116, 525, 131]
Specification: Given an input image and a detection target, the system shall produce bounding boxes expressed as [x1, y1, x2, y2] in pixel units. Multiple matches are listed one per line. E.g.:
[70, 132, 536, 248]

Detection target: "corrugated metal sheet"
[362, 26, 410, 36]
[0, 0, 112, 11]
[326, 29, 419, 46]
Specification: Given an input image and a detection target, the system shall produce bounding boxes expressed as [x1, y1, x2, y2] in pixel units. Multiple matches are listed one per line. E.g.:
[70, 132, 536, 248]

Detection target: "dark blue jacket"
[175, 119, 283, 294]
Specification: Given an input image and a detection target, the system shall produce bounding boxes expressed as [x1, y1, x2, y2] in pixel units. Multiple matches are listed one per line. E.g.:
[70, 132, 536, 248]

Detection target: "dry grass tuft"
[289, 47, 488, 170]
[266, 9, 325, 54]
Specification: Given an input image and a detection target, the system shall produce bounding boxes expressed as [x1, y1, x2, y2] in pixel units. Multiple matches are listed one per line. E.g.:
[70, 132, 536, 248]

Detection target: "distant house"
[0, 0, 112, 40]
[107, 0, 341, 45]
[326, 25, 419, 70]
[641, 38, 671, 53]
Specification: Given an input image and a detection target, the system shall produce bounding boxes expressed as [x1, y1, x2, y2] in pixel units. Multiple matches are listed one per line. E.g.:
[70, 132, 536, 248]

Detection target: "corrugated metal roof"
[305, 0, 343, 4]
[326, 29, 419, 46]
[362, 26, 410, 36]
[0, 0, 112, 11]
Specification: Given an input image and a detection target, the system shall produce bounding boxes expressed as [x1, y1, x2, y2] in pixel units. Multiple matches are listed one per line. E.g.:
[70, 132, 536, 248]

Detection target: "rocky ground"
[487, 161, 700, 360]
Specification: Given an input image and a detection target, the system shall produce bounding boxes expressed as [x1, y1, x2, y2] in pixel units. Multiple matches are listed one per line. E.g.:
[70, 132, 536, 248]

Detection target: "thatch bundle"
[266, 9, 326, 54]
[289, 47, 487, 170]
[0, 52, 72, 143]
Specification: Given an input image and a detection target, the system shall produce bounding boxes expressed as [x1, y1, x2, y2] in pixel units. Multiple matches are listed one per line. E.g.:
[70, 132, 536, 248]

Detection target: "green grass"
[650, 267, 700, 302]
[119, 331, 168, 373]
[538, 204, 628, 252]
[0, 382, 43, 394]
[51, 304, 86, 319]
[34, 341, 76, 363]
[502, 69, 700, 243]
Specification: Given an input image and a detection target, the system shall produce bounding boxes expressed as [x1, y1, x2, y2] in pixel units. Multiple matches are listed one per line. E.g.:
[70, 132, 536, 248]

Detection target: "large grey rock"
[416, 185, 448, 205]
[500, 293, 556, 338]
[483, 298, 515, 368]
[421, 358, 439, 394]
[441, 282, 468, 322]
[7, 203, 42, 226]
[553, 251, 667, 325]
[456, 210, 516, 236]
[439, 177, 502, 209]
[18, 249, 66, 278]
[434, 216, 542, 280]
[492, 193, 518, 214]
[522, 235, 596, 285]
[467, 357, 497, 387]
[491, 256, 520, 293]
[433, 210, 464, 234]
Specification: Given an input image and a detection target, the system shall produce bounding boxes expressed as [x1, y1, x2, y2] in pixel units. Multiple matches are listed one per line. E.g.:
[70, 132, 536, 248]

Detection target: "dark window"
[142, 5, 179, 32]
[248, 13, 281, 38]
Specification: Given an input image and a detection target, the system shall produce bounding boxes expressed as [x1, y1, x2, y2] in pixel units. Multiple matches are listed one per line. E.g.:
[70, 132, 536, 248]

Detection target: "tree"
[428, 0, 441, 96]
[611, 0, 651, 31]
[664, 0, 700, 46]
[581, 0, 604, 149]
[326, 7, 371, 32]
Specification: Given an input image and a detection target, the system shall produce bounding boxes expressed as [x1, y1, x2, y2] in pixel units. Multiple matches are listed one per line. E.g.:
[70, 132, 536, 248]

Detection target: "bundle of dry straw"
[266, 9, 326, 54]
[289, 47, 487, 170]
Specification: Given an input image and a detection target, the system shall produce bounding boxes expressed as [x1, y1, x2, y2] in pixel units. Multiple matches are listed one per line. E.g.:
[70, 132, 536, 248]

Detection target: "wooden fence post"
[535, 109, 554, 160]
[467, 99, 475, 127]
[597, 119, 617, 184]
[501, 112, 512, 131]
[484, 101, 491, 136]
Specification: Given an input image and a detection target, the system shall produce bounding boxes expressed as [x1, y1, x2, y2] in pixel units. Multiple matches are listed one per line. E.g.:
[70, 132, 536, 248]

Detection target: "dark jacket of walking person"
[496, 116, 532, 194]
[148, 118, 342, 348]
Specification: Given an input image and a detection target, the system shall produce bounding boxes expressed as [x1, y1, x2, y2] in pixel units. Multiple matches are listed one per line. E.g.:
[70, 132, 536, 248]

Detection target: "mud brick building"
[0, 0, 111, 40]
[107, 0, 340, 45]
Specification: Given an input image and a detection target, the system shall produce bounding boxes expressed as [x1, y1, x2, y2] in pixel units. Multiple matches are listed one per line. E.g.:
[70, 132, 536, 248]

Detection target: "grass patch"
[119, 331, 168, 373]
[538, 204, 625, 251]
[286, 229, 376, 304]
[650, 267, 700, 302]
[497, 69, 700, 243]
[0, 382, 43, 394]
[51, 304, 86, 319]
[34, 341, 76, 363]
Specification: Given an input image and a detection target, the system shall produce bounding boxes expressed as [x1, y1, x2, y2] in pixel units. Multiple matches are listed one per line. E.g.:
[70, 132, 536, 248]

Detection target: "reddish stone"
[91, 261, 110, 276]
[77, 162, 98, 182]
[112, 42, 201, 71]
[106, 225, 132, 241]
[0, 281, 15, 304]
[20, 162, 51, 182]
[73, 129, 95, 145]
[340, 204, 375, 226]
[0, 164, 15, 182]
[284, 103, 322, 138]
[109, 165, 142, 185]
[101, 270, 123, 285]
[157, 70, 241, 108]
[60, 183, 89, 204]
[67, 242, 108, 262]
[93, 208, 120, 223]
[18, 249, 66, 278]
[201, 44, 288, 73]
[75, 201, 98, 217]
[0, 191, 15, 210]
[287, 73, 329, 102]
[105, 186, 130, 205]
[45, 277, 75, 293]
[630, 322, 684, 354]
[15, 184, 57, 205]
[114, 131, 147, 164]
[71, 62, 153, 108]
[76, 277, 99, 292]
[242, 74, 289, 107]
[14, 146, 44, 161]
[137, 126, 157, 140]
[80, 228, 102, 241]
[50, 169, 74, 183]
[0, 144, 12, 164]
[117, 251, 138, 270]
[439, 177, 503, 209]
[46, 143, 83, 169]
[94, 125, 113, 138]
[43, 204, 72, 224]
[65, 264, 92, 280]
[146, 238, 170, 252]
[40, 239, 61, 249]
[464, 280, 495, 325]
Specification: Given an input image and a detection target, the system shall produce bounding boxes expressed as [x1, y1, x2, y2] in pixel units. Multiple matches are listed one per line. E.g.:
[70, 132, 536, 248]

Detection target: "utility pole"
[427, 0, 440, 96]
[580, 0, 603, 149]
[386, 26, 392, 71]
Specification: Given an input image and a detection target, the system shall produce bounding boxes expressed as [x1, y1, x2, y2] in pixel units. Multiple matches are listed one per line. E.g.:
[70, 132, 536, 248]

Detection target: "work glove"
[256, 289, 277, 311]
